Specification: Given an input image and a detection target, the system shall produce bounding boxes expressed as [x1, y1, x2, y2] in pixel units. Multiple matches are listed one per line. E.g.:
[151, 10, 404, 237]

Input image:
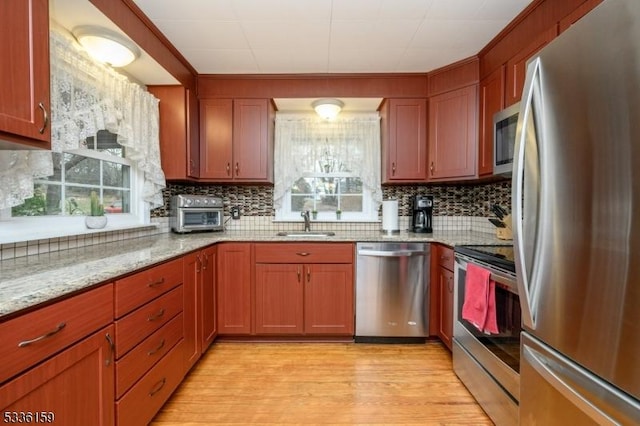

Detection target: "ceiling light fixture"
[312, 99, 344, 120]
[72, 25, 141, 67]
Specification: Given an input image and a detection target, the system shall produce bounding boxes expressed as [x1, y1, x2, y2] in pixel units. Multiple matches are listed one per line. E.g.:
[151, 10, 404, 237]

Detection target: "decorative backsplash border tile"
[153, 180, 512, 218]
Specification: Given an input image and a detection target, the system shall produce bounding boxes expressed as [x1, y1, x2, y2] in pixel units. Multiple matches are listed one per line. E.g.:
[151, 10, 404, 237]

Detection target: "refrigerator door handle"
[523, 343, 640, 425]
[513, 57, 542, 329]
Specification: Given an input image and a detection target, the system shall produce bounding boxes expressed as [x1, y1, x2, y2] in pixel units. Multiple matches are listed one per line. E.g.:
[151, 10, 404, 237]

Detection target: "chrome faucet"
[301, 210, 311, 232]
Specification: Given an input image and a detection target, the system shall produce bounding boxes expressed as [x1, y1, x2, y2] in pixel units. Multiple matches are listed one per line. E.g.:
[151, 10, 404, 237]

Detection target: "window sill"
[0, 215, 156, 245]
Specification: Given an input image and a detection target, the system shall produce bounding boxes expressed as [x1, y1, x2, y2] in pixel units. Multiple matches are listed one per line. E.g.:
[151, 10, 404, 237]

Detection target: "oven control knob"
[186, 198, 193, 205]
[203, 199, 209, 204]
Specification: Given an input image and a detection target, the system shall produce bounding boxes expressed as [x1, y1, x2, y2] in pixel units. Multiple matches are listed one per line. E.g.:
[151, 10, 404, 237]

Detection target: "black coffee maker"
[411, 195, 433, 233]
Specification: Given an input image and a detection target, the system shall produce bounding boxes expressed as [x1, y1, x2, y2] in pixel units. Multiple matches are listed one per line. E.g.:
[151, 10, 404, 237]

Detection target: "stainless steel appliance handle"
[454, 254, 517, 294]
[523, 344, 640, 424]
[357, 249, 425, 257]
[513, 56, 542, 330]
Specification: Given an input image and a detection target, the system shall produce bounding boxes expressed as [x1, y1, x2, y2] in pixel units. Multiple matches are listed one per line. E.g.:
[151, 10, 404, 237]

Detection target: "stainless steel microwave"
[170, 195, 224, 233]
[493, 102, 520, 176]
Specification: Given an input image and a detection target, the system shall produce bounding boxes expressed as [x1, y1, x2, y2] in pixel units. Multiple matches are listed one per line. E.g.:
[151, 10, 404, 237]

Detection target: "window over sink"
[274, 113, 382, 222]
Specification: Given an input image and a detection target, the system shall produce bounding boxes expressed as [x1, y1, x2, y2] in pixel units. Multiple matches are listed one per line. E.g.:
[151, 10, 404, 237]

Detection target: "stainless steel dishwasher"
[355, 242, 430, 342]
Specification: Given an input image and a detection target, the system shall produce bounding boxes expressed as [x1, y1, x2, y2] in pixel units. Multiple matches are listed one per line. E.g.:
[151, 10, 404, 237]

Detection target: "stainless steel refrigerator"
[513, 0, 640, 423]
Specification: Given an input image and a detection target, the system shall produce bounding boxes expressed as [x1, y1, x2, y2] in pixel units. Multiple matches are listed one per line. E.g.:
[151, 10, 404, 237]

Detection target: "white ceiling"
[50, 0, 534, 112]
[131, 0, 533, 74]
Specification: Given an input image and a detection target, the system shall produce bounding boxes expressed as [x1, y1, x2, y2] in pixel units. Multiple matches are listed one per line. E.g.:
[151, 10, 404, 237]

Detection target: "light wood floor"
[152, 341, 493, 425]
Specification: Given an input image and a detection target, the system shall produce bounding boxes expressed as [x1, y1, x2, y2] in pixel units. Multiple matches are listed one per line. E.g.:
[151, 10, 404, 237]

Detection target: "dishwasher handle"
[357, 249, 426, 257]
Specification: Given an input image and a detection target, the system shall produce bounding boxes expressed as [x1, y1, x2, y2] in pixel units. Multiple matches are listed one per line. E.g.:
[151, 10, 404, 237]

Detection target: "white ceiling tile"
[132, 0, 238, 21]
[331, 20, 422, 49]
[478, 0, 532, 20]
[378, 0, 436, 20]
[151, 20, 249, 50]
[182, 49, 259, 74]
[329, 49, 405, 73]
[252, 49, 329, 73]
[231, 0, 332, 20]
[411, 19, 503, 50]
[241, 20, 330, 49]
[398, 48, 465, 72]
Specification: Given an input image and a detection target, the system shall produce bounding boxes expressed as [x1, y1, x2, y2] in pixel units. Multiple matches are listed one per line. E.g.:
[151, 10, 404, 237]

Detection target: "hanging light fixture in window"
[312, 99, 344, 120]
[72, 26, 141, 67]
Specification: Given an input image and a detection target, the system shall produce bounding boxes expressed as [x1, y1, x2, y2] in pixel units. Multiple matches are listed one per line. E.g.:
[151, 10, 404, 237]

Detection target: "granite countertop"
[0, 230, 504, 320]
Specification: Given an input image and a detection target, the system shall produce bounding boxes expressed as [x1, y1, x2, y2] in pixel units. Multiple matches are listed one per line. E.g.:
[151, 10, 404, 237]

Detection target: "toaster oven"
[170, 195, 224, 233]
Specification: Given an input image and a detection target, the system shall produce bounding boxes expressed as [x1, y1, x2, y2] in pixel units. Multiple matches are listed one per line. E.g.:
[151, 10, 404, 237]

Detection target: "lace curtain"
[0, 29, 165, 209]
[274, 113, 382, 210]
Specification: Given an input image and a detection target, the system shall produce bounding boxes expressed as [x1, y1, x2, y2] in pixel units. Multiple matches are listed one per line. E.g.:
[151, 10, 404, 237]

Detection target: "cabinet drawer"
[116, 313, 183, 399]
[437, 245, 454, 271]
[115, 257, 183, 318]
[115, 286, 183, 358]
[116, 340, 185, 426]
[254, 243, 354, 264]
[0, 284, 113, 383]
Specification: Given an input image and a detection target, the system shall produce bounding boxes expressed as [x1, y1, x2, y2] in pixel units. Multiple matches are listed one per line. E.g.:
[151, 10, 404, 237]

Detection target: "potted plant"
[311, 210, 318, 220]
[335, 209, 342, 220]
[85, 191, 107, 229]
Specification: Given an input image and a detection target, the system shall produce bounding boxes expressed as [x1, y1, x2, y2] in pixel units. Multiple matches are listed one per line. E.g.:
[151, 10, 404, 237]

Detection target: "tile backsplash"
[152, 180, 512, 218]
[1, 180, 511, 260]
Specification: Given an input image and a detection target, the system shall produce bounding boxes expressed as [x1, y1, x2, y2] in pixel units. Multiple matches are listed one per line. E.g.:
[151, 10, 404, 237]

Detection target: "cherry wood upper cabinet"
[504, 25, 557, 107]
[200, 98, 274, 183]
[380, 98, 428, 183]
[0, 0, 50, 149]
[428, 85, 478, 181]
[148, 85, 200, 180]
[478, 65, 505, 176]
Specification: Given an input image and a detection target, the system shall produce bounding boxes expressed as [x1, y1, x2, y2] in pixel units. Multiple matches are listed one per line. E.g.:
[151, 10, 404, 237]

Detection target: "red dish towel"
[462, 263, 499, 334]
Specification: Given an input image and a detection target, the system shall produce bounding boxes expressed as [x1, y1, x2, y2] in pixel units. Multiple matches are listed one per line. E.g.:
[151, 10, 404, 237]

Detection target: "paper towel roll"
[382, 199, 399, 232]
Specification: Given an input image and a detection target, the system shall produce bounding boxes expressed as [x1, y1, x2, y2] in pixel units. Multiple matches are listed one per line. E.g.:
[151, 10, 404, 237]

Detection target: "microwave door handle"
[514, 56, 543, 330]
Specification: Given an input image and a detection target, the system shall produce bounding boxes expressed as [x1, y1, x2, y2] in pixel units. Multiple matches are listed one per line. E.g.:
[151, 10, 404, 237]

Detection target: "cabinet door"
[304, 264, 354, 336]
[217, 243, 252, 335]
[233, 99, 273, 181]
[381, 98, 428, 182]
[478, 66, 505, 176]
[200, 99, 234, 180]
[255, 264, 303, 334]
[148, 85, 188, 180]
[505, 26, 557, 106]
[182, 251, 201, 371]
[200, 246, 217, 349]
[428, 85, 478, 181]
[0, 326, 115, 426]
[186, 88, 200, 178]
[438, 267, 454, 350]
[0, 0, 50, 149]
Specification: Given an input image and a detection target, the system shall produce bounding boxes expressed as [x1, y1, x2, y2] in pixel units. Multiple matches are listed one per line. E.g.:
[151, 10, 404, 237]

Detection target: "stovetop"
[454, 244, 515, 274]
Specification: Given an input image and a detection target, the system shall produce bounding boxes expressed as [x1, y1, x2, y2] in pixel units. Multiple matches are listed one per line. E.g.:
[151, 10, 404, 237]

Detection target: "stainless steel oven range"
[452, 245, 520, 426]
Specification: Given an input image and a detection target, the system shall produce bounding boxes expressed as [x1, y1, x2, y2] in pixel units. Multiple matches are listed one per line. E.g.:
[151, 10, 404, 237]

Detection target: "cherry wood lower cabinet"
[430, 244, 455, 350]
[0, 325, 115, 426]
[217, 243, 252, 335]
[183, 245, 217, 371]
[254, 243, 354, 337]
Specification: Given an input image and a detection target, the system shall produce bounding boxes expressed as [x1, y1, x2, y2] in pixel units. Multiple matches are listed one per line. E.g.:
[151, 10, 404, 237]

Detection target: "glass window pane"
[291, 195, 313, 212]
[11, 184, 62, 216]
[341, 177, 363, 194]
[340, 195, 363, 212]
[65, 153, 100, 185]
[103, 162, 130, 188]
[65, 186, 95, 215]
[104, 189, 130, 214]
[291, 177, 314, 195]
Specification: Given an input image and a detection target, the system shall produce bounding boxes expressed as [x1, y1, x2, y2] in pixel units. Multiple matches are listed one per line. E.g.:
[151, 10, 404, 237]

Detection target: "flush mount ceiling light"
[72, 25, 141, 67]
[312, 98, 344, 120]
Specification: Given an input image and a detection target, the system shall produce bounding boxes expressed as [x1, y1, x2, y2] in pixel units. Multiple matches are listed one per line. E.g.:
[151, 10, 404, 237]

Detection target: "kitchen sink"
[276, 231, 336, 238]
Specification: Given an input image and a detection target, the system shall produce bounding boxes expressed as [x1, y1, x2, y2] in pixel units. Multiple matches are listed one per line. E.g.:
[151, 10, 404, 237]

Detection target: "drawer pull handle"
[147, 308, 165, 322]
[148, 277, 166, 288]
[149, 377, 167, 397]
[296, 252, 310, 257]
[18, 322, 66, 347]
[105, 333, 115, 366]
[297, 267, 301, 282]
[147, 338, 166, 356]
[38, 102, 48, 134]
[307, 268, 311, 282]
